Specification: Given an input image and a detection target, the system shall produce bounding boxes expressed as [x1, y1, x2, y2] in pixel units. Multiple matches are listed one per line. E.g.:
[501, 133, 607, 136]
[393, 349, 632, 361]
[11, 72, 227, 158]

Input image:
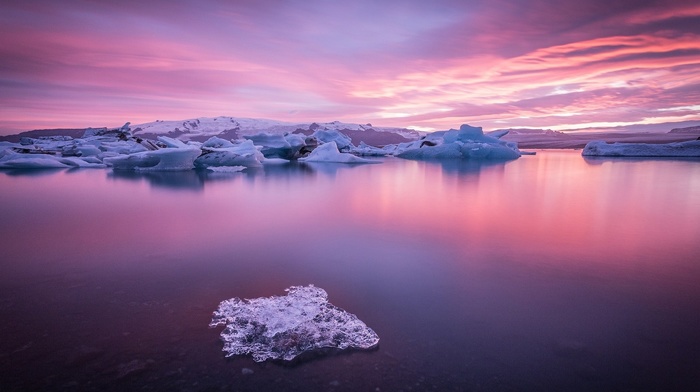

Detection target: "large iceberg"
[0, 138, 110, 169]
[311, 129, 354, 151]
[395, 124, 521, 161]
[103, 136, 201, 171]
[243, 132, 307, 159]
[298, 141, 379, 163]
[582, 140, 700, 157]
[209, 285, 379, 362]
[194, 138, 264, 168]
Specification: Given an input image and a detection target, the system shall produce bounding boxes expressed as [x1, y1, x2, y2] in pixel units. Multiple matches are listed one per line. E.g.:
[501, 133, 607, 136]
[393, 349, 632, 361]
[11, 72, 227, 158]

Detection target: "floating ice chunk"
[395, 124, 521, 161]
[209, 285, 379, 362]
[244, 132, 302, 159]
[350, 141, 390, 156]
[0, 153, 71, 169]
[194, 139, 264, 168]
[582, 140, 700, 157]
[284, 133, 307, 151]
[201, 136, 235, 149]
[0, 150, 106, 169]
[157, 135, 191, 149]
[311, 129, 354, 151]
[104, 143, 201, 171]
[207, 165, 246, 173]
[299, 142, 379, 163]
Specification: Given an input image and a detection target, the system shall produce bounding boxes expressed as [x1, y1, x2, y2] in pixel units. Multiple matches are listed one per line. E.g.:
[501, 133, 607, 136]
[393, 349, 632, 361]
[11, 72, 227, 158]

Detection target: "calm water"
[1, 150, 699, 391]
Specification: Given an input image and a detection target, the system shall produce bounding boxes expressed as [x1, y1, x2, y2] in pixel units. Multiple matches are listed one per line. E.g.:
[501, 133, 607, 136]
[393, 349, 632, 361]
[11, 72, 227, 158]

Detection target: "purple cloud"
[1, 0, 699, 134]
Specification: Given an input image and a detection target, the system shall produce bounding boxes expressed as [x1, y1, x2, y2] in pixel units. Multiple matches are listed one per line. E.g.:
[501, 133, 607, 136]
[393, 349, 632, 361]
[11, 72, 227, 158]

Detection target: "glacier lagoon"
[1, 150, 699, 391]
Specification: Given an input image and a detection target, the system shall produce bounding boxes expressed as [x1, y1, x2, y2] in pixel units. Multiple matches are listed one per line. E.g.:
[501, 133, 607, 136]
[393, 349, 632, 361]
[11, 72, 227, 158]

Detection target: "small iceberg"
[582, 140, 700, 157]
[209, 285, 379, 362]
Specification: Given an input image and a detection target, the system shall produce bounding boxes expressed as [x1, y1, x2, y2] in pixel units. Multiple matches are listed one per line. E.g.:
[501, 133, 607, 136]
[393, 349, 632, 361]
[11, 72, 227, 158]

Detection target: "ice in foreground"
[209, 285, 379, 362]
[582, 140, 700, 157]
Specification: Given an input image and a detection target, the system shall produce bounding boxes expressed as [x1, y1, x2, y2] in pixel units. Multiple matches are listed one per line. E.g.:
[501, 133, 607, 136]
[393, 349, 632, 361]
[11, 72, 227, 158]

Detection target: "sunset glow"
[1, 0, 699, 134]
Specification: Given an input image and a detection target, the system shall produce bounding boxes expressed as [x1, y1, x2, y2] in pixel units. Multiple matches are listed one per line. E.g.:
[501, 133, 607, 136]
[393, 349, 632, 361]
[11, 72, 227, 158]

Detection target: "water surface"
[1, 151, 699, 391]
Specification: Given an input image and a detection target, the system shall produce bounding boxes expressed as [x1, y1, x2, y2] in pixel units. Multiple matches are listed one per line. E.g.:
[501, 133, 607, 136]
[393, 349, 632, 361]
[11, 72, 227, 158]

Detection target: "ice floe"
[311, 129, 354, 151]
[243, 132, 306, 160]
[582, 140, 700, 157]
[194, 139, 264, 168]
[209, 285, 379, 362]
[104, 136, 201, 171]
[1, 122, 526, 170]
[299, 142, 379, 164]
[395, 124, 521, 161]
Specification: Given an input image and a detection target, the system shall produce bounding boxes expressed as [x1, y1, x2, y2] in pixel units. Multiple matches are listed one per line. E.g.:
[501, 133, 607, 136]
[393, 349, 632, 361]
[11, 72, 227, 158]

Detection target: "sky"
[1, 0, 699, 135]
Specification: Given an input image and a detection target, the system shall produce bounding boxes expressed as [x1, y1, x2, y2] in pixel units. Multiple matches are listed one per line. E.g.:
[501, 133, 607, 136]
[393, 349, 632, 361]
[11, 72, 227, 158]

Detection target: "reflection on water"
[104, 162, 358, 191]
[1, 151, 699, 391]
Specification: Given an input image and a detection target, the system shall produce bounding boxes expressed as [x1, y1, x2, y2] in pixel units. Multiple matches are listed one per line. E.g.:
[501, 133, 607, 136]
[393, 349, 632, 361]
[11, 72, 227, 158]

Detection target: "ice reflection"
[421, 159, 510, 177]
[108, 170, 210, 190]
[102, 161, 373, 189]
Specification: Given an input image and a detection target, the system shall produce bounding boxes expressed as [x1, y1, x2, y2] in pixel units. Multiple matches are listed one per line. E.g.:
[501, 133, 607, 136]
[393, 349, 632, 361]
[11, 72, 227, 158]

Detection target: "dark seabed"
[1, 150, 699, 391]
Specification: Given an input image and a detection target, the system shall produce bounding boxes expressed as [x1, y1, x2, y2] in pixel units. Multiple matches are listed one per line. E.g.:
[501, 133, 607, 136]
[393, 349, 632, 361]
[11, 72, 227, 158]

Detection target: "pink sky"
[1, 0, 699, 135]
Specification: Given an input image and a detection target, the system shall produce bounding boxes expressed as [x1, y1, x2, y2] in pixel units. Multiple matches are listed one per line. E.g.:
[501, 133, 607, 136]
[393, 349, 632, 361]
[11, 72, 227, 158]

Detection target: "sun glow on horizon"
[1, 1, 699, 134]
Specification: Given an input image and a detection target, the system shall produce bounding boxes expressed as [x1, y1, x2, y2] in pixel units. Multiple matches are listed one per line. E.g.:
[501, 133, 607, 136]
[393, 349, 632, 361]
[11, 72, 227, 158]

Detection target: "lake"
[1, 150, 699, 391]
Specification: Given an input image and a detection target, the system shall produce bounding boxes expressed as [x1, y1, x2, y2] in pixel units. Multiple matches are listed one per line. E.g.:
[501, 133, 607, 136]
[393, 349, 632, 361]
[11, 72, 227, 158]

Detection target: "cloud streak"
[1, 0, 699, 134]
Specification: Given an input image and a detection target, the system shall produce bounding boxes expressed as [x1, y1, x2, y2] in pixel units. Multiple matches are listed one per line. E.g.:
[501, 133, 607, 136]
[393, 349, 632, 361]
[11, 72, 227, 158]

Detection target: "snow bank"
[582, 140, 700, 157]
[299, 142, 379, 163]
[209, 285, 379, 362]
[395, 124, 521, 161]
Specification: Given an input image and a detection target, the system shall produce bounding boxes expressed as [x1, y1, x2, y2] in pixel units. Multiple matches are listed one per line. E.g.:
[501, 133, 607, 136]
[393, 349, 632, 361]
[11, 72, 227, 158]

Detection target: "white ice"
[0, 139, 109, 169]
[582, 140, 700, 157]
[194, 138, 264, 168]
[209, 285, 380, 362]
[243, 132, 305, 159]
[311, 129, 354, 151]
[103, 136, 201, 171]
[298, 142, 379, 164]
[349, 141, 390, 157]
[207, 166, 246, 173]
[394, 124, 521, 161]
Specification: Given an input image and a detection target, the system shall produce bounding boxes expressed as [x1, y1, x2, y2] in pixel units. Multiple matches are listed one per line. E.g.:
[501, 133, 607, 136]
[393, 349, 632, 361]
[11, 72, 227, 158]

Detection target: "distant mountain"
[0, 116, 423, 147]
[0, 128, 89, 143]
[502, 128, 700, 149]
[669, 126, 700, 134]
[494, 128, 569, 136]
[4, 117, 700, 149]
[130, 116, 421, 146]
